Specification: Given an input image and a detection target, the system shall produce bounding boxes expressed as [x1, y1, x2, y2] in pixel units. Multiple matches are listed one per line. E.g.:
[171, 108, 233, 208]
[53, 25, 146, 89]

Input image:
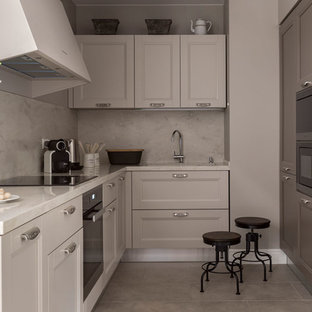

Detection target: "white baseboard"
[121, 248, 287, 264]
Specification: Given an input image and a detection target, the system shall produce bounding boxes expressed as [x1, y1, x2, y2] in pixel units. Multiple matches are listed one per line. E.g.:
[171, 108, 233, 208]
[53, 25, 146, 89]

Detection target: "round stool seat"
[235, 217, 270, 230]
[203, 231, 241, 246]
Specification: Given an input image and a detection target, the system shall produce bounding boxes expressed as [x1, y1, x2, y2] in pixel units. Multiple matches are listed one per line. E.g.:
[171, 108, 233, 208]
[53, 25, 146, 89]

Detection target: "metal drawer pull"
[173, 212, 189, 217]
[301, 199, 311, 205]
[21, 227, 40, 241]
[96, 103, 111, 108]
[63, 206, 76, 215]
[106, 183, 115, 189]
[172, 173, 188, 178]
[302, 81, 312, 88]
[119, 177, 125, 181]
[150, 103, 165, 108]
[64, 242, 77, 255]
[196, 103, 211, 107]
[283, 176, 290, 181]
[283, 167, 291, 172]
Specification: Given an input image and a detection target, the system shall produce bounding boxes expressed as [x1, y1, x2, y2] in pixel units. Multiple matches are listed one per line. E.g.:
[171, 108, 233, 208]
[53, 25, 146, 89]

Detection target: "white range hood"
[0, 0, 91, 98]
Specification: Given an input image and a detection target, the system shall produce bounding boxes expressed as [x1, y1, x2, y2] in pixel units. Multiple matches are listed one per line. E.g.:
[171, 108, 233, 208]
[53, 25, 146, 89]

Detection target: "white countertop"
[0, 162, 229, 235]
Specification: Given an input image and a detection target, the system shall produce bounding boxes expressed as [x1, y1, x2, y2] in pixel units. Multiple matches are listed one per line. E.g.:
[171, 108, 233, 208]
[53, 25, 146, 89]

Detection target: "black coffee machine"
[44, 139, 70, 173]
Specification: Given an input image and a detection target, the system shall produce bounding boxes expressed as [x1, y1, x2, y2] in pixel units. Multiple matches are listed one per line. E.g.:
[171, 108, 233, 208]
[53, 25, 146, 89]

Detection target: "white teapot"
[190, 18, 212, 35]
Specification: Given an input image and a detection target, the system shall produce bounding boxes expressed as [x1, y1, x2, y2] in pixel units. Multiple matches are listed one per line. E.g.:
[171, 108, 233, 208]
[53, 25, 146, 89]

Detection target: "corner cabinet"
[72, 35, 134, 109]
[181, 35, 226, 108]
[132, 171, 229, 248]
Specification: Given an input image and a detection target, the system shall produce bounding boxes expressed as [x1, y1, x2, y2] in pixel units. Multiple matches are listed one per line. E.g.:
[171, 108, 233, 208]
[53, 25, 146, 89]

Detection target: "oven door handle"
[84, 206, 106, 222]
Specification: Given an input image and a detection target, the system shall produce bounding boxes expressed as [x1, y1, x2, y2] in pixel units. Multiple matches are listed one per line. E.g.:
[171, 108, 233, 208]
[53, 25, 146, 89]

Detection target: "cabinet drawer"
[133, 209, 228, 248]
[132, 171, 228, 210]
[44, 196, 82, 254]
[103, 178, 118, 207]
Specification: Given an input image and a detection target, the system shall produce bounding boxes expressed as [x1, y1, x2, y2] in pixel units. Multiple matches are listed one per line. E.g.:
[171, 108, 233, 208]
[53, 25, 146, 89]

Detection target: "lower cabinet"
[133, 209, 228, 248]
[0, 218, 43, 312]
[117, 175, 126, 258]
[103, 200, 117, 277]
[280, 173, 298, 258]
[46, 230, 83, 312]
[297, 194, 312, 281]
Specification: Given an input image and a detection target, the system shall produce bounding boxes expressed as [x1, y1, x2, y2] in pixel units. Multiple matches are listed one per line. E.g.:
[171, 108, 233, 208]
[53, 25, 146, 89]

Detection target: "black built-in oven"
[296, 86, 312, 197]
[83, 185, 105, 300]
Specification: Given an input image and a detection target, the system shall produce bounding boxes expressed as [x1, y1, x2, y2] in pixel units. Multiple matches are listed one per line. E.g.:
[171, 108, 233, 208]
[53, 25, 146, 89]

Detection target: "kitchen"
[0, 0, 310, 311]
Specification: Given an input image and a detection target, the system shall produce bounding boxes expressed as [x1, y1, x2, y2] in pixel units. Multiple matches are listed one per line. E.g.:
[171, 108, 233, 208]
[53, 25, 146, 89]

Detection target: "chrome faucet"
[171, 130, 184, 163]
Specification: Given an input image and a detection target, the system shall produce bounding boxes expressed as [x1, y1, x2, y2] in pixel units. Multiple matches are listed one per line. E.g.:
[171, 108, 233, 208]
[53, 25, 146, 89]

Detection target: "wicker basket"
[145, 19, 172, 34]
[92, 19, 119, 35]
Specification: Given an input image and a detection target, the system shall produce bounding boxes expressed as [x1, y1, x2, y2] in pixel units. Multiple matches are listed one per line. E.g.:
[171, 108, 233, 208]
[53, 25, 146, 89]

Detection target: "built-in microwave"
[297, 142, 312, 197]
[296, 86, 312, 197]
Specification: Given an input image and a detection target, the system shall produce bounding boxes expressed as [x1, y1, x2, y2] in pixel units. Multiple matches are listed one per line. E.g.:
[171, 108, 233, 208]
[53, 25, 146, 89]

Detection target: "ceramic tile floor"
[93, 263, 312, 312]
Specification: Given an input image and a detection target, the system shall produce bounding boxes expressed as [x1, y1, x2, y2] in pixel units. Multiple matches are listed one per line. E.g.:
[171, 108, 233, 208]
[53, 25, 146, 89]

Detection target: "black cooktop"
[0, 175, 97, 186]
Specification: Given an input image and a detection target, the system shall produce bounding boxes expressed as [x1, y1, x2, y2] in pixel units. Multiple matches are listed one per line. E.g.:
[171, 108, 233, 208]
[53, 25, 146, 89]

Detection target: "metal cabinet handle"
[301, 199, 311, 205]
[119, 177, 125, 181]
[302, 81, 312, 88]
[173, 212, 189, 217]
[63, 206, 76, 215]
[21, 227, 40, 241]
[172, 173, 188, 178]
[196, 103, 211, 107]
[107, 206, 116, 214]
[150, 103, 165, 108]
[96, 103, 111, 108]
[64, 242, 77, 255]
[283, 167, 291, 172]
[283, 176, 290, 181]
[106, 183, 115, 189]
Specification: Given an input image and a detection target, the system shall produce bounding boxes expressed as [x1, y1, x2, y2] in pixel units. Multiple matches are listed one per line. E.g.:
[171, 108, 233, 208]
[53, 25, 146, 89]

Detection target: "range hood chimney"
[0, 0, 91, 98]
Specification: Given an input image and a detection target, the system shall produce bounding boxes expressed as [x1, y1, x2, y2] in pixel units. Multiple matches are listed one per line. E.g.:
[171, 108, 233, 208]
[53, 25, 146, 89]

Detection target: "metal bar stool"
[232, 217, 273, 282]
[200, 231, 243, 295]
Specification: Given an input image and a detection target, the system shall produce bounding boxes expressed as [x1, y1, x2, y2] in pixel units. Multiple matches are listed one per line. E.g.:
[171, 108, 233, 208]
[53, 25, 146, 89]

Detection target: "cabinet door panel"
[132, 171, 228, 210]
[117, 175, 126, 257]
[74, 35, 134, 108]
[280, 18, 297, 173]
[133, 209, 228, 248]
[280, 173, 298, 258]
[103, 200, 117, 277]
[135, 35, 180, 108]
[1, 218, 43, 312]
[298, 0, 312, 90]
[47, 230, 83, 312]
[181, 35, 226, 108]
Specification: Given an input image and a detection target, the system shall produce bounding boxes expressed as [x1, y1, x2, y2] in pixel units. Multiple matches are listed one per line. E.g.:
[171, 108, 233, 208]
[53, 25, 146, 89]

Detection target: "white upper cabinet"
[181, 35, 226, 108]
[73, 35, 134, 109]
[135, 35, 180, 108]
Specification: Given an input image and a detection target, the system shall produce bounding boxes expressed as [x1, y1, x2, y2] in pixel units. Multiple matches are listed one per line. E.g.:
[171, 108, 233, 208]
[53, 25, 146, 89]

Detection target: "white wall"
[228, 0, 280, 248]
[278, 0, 298, 23]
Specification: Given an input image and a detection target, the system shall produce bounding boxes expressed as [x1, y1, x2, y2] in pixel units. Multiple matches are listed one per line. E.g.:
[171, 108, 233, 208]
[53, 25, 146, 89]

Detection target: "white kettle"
[190, 18, 212, 35]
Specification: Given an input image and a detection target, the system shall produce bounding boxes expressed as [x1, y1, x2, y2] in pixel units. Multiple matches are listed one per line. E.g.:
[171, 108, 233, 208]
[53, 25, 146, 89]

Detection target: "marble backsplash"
[77, 110, 224, 165]
[0, 91, 77, 179]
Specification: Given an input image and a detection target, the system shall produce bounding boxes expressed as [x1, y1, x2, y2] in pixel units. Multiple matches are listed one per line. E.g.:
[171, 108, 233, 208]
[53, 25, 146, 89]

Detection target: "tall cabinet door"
[117, 175, 126, 258]
[1, 218, 43, 312]
[135, 35, 180, 108]
[297, 0, 312, 91]
[46, 230, 83, 312]
[73, 35, 134, 109]
[280, 173, 298, 259]
[280, 16, 297, 174]
[181, 35, 226, 108]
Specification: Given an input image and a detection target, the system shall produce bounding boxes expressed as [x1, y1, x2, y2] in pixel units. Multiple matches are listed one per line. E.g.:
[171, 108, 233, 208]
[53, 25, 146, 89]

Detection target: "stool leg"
[254, 239, 267, 281]
[257, 250, 273, 273]
[200, 269, 206, 292]
[224, 247, 240, 295]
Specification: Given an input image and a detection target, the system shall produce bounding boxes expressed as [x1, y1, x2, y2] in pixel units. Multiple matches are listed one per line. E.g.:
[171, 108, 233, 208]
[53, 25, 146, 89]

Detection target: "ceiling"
[72, 0, 225, 5]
